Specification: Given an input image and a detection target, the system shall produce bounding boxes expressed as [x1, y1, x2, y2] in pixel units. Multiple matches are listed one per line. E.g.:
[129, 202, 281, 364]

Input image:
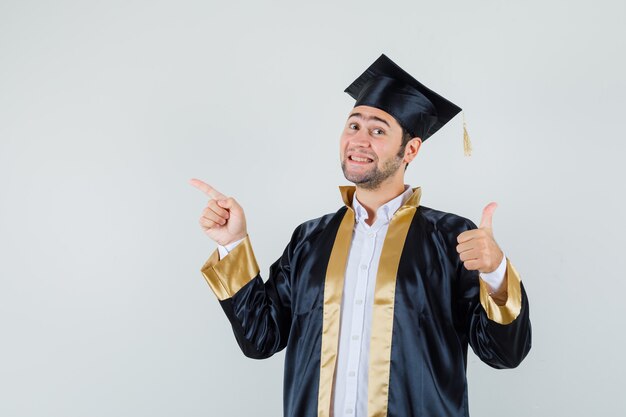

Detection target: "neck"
[355, 179, 406, 226]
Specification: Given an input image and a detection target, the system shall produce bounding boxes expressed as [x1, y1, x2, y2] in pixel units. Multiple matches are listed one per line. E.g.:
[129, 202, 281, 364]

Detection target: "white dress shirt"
[331, 185, 414, 417]
[217, 186, 506, 417]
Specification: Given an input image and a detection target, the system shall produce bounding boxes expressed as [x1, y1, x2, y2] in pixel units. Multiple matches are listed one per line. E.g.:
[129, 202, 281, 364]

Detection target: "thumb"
[217, 197, 238, 210]
[479, 202, 498, 229]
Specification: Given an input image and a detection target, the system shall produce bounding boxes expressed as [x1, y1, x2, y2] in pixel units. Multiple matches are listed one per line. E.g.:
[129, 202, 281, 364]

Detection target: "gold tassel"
[463, 112, 472, 156]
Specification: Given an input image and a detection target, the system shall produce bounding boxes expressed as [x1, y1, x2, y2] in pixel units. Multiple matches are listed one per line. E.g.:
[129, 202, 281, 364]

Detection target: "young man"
[191, 54, 531, 417]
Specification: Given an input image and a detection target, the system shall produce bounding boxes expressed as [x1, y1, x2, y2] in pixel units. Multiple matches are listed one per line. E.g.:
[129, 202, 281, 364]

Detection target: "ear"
[403, 137, 422, 164]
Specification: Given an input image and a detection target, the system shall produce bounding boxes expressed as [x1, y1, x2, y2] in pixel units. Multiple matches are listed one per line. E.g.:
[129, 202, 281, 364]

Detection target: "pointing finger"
[189, 178, 226, 200]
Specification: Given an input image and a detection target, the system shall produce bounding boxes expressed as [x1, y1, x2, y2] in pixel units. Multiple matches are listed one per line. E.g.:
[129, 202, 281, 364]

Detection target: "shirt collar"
[352, 185, 415, 224]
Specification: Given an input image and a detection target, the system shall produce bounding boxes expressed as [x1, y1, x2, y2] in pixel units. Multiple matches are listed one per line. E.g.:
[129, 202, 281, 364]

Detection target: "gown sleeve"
[200, 230, 298, 360]
[452, 218, 532, 369]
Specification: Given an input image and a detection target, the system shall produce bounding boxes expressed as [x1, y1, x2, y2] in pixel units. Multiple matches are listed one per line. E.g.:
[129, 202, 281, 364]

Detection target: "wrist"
[480, 252, 507, 293]
[220, 233, 247, 247]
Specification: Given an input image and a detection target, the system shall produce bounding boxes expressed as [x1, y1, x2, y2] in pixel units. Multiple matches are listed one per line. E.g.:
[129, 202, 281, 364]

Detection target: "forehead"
[347, 105, 401, 129]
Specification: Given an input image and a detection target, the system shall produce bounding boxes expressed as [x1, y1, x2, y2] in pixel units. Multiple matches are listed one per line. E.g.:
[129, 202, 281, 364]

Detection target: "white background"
[1, 0, 625, 415]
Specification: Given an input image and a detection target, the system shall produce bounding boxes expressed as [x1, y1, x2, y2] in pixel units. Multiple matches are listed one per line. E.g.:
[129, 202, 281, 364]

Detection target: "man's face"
[340, 105, 406, 190]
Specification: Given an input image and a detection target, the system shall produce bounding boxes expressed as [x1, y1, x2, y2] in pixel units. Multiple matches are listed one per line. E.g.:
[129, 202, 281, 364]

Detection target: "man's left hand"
[456, 202, 504, 273]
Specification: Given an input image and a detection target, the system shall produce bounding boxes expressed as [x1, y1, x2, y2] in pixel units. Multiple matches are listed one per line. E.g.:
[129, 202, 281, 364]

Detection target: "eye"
[372, 128, 385, 135]
[348, 123, 359, 130]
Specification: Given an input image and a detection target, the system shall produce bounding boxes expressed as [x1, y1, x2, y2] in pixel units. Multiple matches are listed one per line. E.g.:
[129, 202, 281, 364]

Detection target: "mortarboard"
[345, 54, 471, 153]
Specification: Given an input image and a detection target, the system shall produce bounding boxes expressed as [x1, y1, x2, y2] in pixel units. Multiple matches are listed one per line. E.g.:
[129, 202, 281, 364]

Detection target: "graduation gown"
[200, 186, 531, 417]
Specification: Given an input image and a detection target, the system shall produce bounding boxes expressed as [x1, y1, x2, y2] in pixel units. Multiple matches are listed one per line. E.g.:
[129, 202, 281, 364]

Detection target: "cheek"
[339, 135, 349, 154]
[371, 142, 388, 157]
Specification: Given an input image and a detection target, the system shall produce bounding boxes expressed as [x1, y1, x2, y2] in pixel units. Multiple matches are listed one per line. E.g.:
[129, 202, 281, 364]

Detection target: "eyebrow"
[348, 112, 390, 128]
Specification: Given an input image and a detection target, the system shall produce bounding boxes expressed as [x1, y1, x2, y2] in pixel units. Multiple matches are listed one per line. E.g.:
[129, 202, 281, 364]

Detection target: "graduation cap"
[345, 54, 472, 154]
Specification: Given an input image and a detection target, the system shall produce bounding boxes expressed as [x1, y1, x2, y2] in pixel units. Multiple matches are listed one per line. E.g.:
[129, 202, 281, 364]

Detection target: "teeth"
[351, 156, 372, 162]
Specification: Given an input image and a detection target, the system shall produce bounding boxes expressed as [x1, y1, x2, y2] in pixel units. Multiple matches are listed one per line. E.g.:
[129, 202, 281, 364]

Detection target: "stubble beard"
[341, 147, 405, 191]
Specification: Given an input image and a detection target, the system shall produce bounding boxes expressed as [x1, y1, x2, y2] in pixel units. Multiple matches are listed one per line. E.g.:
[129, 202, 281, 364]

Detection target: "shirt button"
[346, 409, 354, 414]
[352, 335, 359, 340]
[348, 371, 356, 377]
[360, 264, 367, 270]
[367, 232, 375, 238]
[355, 299, 363, 305]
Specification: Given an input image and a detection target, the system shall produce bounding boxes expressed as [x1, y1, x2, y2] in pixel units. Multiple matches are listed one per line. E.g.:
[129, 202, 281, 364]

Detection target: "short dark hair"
[399, 127, 414, 170]
[401, 128, 413, 147]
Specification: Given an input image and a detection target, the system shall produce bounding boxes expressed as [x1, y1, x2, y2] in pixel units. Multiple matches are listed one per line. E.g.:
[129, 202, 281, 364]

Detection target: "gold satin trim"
[339, 185, 356, 207]
[200, 235, 260, 301]
[479, 258, 522, 325]
[367, 204, 418, 417]
[318, 186, 422, 417]
[317, 208, 354, 417]
[339, 185, 422, 209]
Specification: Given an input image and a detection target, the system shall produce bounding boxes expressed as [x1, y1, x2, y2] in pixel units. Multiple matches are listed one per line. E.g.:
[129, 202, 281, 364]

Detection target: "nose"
[350, 129, 372, 148]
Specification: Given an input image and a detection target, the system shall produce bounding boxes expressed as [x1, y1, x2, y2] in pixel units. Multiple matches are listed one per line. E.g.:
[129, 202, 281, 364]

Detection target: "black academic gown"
[201, 186, 531, 417]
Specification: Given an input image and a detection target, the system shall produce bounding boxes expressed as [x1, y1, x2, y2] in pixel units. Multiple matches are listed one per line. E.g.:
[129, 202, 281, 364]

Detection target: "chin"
[342, 166, 371, 183]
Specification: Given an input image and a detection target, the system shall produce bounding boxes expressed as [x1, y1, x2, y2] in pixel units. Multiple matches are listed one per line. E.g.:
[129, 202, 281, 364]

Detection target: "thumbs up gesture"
[456, 202, 504, 273]
[189, 178, 248, 246]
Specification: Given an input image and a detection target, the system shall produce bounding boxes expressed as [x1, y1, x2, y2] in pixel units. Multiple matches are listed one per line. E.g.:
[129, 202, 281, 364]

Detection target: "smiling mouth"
[349, 155, 374, 163]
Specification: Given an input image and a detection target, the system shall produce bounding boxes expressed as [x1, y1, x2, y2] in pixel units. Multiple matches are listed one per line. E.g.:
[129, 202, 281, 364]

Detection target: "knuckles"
[463, 260, 479, 271]
[457, 228, 501, 273]
[196, 194, 246, 242]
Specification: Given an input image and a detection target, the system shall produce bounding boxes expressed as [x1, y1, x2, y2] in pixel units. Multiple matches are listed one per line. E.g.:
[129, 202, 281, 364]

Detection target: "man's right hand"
[189, 178, 247, 246]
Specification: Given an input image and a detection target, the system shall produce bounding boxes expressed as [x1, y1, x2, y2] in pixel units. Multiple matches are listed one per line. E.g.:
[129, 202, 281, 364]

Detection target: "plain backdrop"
[1, 0, 625, 416]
